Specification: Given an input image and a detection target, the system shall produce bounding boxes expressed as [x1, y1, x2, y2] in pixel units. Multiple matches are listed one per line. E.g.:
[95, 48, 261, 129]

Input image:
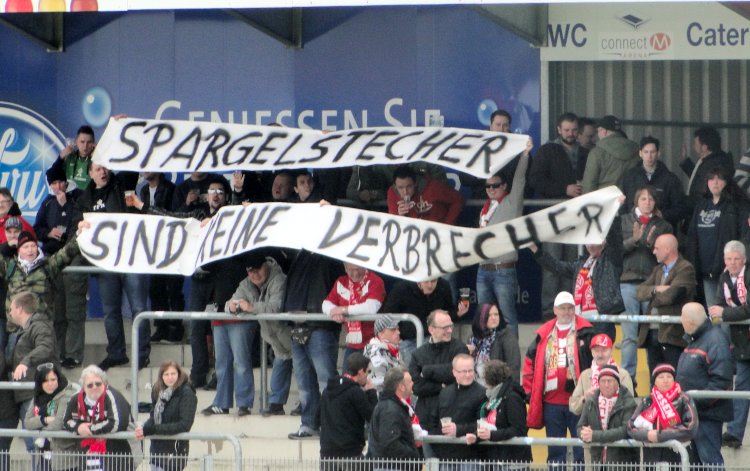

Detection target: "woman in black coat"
[476, 360, 531, 464]
[467, 304, 521, 383]
[687, 166, 750, 306]
[135, 361, 197, 471]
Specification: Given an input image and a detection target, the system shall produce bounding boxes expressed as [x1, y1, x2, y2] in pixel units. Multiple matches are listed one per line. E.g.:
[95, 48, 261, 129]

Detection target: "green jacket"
[61, 152, 92, 190]
[1, 237, 79, 327]
[577, 387, 638, 465]
[582, 134, 639, 193]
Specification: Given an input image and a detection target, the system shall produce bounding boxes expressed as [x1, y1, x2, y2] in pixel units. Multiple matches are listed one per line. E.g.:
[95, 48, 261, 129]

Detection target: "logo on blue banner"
[0, 102, 65, 222]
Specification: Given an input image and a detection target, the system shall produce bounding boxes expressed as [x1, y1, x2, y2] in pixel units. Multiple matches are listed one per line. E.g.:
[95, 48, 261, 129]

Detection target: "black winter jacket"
[620, 161, 688, 228]
[676, 321, 733, 422]
[534, 249, 625, 315]
[142, 382, 197, 459]
[409, 338, 469, 430]
[319, 375, 378, 457]
[368, 393, 419, 460]
[687, 194, 749, 280]
[429, 381, 486, 460]
[382, 279, 457, 340]
[479, 381, 531, 463]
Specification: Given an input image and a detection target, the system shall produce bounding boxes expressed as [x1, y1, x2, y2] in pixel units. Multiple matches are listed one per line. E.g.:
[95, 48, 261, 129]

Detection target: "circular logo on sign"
[0, 102, 65, 221]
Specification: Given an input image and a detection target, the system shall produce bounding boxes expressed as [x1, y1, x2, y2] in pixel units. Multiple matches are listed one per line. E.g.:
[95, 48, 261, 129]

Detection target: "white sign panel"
[542, 2, 750, 61]
[92, 118, 528, 179]
[77, 186, 623, 281]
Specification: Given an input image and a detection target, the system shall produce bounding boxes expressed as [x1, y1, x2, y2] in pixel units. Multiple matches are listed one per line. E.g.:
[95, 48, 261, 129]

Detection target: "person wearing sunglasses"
[25, 363, 80, 471]
[63, 365, 138, 471]
[475, 139, 530, 338]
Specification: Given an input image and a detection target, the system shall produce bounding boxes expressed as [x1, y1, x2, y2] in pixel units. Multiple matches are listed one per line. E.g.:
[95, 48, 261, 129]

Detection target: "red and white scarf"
[76, 389, 108, 457]
[544, 324, 576, 393]
[574, 257, 598, 315]
[339, 277, 370, 345]
[598, 392, 618, 430]
[723, 266, 747, 307]
[638, 383, 683, 429]
[479, 193, 507, 228]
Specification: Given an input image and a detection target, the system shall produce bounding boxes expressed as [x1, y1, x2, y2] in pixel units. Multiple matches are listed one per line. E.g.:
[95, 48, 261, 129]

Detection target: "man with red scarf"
[709, 240, 750, 448]
[323, 262, 386, 369]
[628, 364, 698, 465]
[677, 302, 732, 467]
[522, 291, 594, 465]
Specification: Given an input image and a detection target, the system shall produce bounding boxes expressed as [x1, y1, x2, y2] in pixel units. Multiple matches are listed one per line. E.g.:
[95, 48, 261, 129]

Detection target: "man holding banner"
[72, 162, 147, 370]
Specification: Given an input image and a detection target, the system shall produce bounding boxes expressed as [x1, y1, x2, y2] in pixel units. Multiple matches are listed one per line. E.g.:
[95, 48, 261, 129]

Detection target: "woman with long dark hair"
[25, 363, 80, 470]
[135, 361, 197, 471]
[467, 304, 520, 384]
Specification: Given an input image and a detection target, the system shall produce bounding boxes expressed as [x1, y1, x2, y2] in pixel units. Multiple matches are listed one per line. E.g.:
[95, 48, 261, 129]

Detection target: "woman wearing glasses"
[63, 365, 138, 471]
[25, 363, 80, 470]
[475, 140, 531, 337]
[135, 361, 197, 471]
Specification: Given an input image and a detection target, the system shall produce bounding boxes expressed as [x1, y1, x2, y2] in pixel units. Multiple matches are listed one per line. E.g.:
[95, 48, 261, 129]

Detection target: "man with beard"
[529, 112, 589, 319]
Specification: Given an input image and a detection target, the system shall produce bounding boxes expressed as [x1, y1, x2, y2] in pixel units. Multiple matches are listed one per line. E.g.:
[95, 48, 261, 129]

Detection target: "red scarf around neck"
[640, 383, 682, 429]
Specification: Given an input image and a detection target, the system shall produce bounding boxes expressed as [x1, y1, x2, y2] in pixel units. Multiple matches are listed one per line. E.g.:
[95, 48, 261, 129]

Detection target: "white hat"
[554, 291, 575, 307]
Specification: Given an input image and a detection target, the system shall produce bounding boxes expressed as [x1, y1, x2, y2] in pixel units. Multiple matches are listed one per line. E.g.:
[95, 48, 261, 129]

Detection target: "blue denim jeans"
[291, 328, 338, 430]
[212, 321, 258, 409]
[619, 282, 649, 378]
[694, 418, 724, 467]
[97, 273, 149, 360]
[476, 267, 519, 335]
[543, 403, 583, 464]
[727, 359, 750, 442]
[269, 356, 293, 405]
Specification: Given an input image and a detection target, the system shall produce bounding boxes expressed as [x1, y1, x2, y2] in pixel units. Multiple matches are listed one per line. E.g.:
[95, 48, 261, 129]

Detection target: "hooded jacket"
[25, 380, 81, 469]
[11, 312, 56, 403]
[480, 381, 532, 463]
[364, 336, 403, 394]
[582, 134, 639, 194]
[319, 375, 378, 457]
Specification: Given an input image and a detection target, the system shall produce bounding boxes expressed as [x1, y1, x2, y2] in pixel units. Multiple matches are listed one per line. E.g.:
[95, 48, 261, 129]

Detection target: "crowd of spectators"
[0, 112, 749, 469]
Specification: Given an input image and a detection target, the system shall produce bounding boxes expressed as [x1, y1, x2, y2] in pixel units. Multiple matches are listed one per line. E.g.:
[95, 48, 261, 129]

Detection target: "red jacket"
[387, 177, 464, 225]
[0, 214, 34, 245]
[323, 271, 386, 349]
[522, 315, 594, 429]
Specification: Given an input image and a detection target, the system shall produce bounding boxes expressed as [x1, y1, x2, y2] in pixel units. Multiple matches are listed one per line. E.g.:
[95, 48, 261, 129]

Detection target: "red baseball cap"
[589, 333, 613, 349]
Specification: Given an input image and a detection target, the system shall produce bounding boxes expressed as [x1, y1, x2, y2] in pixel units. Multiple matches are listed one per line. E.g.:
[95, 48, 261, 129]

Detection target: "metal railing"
[583, 313, 750, 325]
[0, 429, 243, 471]
[131, 311, 424, 418]
[423, 435, 691, 471]
[0, 381, 33, 390]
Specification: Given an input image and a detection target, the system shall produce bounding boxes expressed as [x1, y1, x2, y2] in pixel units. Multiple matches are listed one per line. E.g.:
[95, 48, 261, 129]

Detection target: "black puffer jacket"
[409, 338, 469, 430]
[319, 375, 378, 457]
[142, 382, 197, 460]
[716, 265, 750, 360]
[676, 321, 733, 422]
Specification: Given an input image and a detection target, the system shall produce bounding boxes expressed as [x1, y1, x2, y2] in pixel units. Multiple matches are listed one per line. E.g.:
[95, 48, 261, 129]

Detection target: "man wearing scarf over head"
[628, 364, 698, 465]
